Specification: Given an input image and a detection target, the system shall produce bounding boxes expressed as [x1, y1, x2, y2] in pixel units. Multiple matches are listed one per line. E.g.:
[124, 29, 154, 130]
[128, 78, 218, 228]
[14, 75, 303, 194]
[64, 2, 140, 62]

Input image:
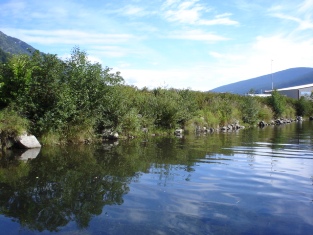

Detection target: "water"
[0, 122, 312, 234]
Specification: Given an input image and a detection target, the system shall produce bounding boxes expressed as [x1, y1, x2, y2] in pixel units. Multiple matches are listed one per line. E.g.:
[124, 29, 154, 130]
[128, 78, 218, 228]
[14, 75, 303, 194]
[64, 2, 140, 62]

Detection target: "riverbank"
[0, 49, 312, 147]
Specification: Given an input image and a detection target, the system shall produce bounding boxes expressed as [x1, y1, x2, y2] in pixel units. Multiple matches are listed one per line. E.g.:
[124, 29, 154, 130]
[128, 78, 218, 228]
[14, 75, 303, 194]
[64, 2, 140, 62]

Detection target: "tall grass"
[0, 107, 29, 150]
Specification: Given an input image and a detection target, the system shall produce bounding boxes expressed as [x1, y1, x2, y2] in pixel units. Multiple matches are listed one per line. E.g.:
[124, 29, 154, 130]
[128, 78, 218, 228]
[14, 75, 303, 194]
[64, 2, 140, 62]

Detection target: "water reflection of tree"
[1, 123, 310, 232]
[0, 145, 132, 232]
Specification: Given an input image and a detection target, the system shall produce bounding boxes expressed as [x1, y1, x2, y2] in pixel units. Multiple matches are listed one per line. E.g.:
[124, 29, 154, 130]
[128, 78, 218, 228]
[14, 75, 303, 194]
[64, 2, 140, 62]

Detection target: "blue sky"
[1, 0, 313, 91]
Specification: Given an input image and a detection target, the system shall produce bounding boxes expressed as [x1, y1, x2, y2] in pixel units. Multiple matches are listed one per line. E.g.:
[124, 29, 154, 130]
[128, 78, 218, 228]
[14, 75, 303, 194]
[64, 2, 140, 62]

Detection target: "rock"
[259, 121, 266, 127]
[108, 132, 119, 140]
[296, 116, 303, 122]
[275, 119, 282, 125]
[174, 129, 183, 136]
[195, 126, 201, 133]
[16, 134, 41, 149]
[102, 129, 119, 140]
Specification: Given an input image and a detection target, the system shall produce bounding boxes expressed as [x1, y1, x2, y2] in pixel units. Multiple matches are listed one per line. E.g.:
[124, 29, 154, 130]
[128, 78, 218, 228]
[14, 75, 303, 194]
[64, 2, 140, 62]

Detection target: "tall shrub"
[268, 90, 286, 118]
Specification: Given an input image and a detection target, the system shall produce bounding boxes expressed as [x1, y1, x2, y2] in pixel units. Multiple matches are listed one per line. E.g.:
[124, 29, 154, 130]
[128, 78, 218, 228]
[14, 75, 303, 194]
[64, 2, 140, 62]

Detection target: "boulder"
[275, 119, 283, 125]
[16, 134, 41, 149]
[174, 129, 183, 136]
[108, 132, 119, 140]
[220, 126, 227, 131]
[258, 121, 266, 127]
[296, 116, 303, 122]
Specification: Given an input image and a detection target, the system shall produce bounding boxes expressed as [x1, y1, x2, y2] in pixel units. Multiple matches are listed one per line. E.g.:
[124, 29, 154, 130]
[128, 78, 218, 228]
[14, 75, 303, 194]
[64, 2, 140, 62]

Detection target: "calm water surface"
[0, 122, 312, 235]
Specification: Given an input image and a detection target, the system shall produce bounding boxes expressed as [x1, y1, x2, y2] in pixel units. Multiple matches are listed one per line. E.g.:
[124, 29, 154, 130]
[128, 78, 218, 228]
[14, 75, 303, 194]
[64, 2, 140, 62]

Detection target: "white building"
[265, 83, 313, 99]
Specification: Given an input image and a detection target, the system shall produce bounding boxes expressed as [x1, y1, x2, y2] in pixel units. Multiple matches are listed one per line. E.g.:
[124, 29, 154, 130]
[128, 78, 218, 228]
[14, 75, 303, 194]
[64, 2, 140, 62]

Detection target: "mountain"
[0, 48, 9, 63]
[0, 31, 37, 55]
[210, 67, 313, 94]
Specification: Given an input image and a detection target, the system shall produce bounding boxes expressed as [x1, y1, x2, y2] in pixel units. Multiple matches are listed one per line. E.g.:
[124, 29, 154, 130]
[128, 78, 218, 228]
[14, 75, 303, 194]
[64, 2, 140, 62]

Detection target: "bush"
[296, 97, 312, 117]
[258, 105, 274, 122]
[117, 108, 141, 137]
[267, 90, 286, 118]
[241, 97, 260, 125]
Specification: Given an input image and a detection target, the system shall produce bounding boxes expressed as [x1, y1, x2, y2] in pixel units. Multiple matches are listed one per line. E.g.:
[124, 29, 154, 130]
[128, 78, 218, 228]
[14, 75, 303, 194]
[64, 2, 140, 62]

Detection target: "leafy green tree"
[296, 96, 312, 117]
[268, 90, 286, 118]
[0, 54, 34, 107]
[242, 96, 260, 125]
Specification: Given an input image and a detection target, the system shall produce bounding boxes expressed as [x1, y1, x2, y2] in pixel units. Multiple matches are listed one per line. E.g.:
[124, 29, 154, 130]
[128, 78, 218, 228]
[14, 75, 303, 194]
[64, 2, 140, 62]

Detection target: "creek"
[0, 121, 312, 234]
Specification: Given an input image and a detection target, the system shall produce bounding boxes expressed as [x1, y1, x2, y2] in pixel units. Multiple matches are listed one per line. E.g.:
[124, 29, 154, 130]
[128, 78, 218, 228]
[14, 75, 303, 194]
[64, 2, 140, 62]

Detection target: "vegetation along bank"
[0, 48, 312, 148]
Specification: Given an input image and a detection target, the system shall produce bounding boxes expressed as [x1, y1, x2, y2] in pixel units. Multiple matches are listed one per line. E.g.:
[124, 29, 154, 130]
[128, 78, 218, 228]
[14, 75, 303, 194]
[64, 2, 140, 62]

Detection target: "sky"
[1, 0, 313, 91]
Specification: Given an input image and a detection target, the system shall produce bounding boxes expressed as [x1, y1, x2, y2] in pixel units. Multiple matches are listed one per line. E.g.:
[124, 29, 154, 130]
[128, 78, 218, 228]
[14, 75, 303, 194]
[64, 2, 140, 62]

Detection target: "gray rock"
[221, 126, 227, 131]
[16, 134, 41, 149]
[174, 129, 183, 136]
[108, 132, 119, 140]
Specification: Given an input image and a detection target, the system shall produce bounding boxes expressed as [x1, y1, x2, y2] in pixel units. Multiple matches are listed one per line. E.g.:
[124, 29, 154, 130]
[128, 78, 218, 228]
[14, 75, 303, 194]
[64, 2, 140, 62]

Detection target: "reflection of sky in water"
[1, 123, 313, 234]
[96, 143, 313, 234]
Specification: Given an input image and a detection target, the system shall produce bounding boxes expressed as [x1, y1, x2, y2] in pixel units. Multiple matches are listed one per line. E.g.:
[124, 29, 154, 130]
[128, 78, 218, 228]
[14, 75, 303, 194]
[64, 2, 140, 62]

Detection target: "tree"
[242, 96, 260, 125]
[268, 90, 286, 118]
[296, 96, 312, 117]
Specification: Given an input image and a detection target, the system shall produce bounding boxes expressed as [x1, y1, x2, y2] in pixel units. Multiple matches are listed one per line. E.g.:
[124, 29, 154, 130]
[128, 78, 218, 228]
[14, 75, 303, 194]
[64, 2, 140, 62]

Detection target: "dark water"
[0, 122, 312, 235]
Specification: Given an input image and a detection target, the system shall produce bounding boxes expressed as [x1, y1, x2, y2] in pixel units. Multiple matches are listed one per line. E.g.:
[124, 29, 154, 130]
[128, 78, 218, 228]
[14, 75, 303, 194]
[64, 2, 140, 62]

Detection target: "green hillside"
[0, 31, 36, 55]
[0, 48, 10, 63]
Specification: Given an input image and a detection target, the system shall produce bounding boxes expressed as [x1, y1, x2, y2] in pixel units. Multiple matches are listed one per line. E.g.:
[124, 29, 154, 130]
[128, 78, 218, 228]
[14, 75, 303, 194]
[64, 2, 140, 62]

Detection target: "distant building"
[265, 83, 313, 99]
[246, 94, 271, 98]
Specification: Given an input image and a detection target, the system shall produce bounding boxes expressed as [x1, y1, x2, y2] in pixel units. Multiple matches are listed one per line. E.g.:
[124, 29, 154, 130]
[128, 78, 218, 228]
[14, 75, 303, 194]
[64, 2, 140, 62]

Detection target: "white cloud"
[251, 35, 313, 69]
[298, 0, 313, 12]
[120, 67, 208, 90]
[271, 13, 313, 30]
[121, 34, 313, 91]
[162, 0, 183, 8]
[164, 2, 203, 24]
[89, 46, 130, 58]
[269, 2, 313, 31]
[162, 0, 238, 26]
[114, 5, 156, 17]
[168, 29, 228, 41]
[209, 52, 244, 61]
[123, 5, 145, 15]
[2, 28, 136, 45]
[199, 17, 239, 26]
